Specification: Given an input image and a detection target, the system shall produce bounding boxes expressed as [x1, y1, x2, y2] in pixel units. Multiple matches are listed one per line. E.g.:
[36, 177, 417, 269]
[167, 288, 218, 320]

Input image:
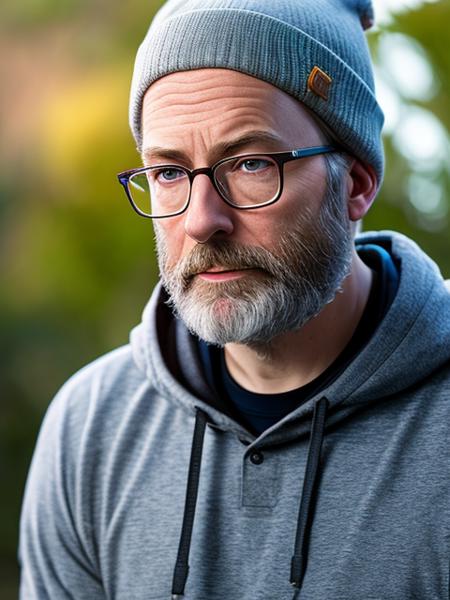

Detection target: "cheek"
[284, 157, 327, 195]
[275, 168, 327, 228]
[287, 165, 327, 203]
[154, 219, 196, 266]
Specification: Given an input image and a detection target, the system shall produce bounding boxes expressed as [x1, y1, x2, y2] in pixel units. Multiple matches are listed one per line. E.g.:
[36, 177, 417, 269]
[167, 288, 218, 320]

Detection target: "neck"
[224, 249, 373, 394]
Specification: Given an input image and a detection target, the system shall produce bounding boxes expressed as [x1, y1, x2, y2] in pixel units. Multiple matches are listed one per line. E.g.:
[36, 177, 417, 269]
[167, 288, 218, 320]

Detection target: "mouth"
[196, 267, 259, 282]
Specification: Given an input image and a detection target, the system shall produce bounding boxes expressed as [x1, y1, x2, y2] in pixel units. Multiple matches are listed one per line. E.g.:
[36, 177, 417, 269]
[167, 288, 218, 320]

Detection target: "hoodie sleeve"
[18, 382, 105, 599]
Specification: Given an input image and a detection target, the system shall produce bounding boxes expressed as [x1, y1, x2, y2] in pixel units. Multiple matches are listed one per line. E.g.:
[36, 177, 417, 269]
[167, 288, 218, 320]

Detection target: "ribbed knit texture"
[129, 0, 384, 183]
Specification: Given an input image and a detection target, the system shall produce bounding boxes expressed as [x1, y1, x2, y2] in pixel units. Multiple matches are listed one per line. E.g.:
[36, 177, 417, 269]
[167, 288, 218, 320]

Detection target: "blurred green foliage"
[0, 0, 449, 596]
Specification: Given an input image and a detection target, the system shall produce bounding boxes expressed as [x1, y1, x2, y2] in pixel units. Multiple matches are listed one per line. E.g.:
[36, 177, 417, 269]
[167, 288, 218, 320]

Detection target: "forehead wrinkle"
[144, 76, 284, 125]
[146, 73, 277, 104]
[145, 94, 278, 129]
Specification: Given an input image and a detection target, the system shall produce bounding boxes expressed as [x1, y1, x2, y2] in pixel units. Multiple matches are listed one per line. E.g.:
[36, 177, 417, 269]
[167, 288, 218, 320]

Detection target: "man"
[19, 0, 450, 598]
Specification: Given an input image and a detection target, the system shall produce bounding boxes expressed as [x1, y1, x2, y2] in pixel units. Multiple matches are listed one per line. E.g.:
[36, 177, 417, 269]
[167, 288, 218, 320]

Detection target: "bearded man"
[19, 0, 450, 599]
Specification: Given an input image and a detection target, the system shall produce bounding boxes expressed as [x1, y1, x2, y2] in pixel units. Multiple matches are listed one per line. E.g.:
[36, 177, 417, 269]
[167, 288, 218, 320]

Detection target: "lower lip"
[197, 270, 253, 282]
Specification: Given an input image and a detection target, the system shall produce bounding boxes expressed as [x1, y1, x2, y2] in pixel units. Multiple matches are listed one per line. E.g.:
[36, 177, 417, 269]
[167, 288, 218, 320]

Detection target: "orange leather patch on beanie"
[308, 66, 332, 100]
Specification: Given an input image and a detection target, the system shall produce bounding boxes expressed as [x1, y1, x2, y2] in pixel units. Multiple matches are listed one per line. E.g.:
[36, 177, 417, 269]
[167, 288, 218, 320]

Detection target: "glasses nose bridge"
[189, 165, 216, 187]
[188, 164, 223, 201]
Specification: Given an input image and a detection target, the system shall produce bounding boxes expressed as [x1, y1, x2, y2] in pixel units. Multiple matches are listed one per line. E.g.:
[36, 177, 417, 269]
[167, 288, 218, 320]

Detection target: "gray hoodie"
[19, 231, 450, 600]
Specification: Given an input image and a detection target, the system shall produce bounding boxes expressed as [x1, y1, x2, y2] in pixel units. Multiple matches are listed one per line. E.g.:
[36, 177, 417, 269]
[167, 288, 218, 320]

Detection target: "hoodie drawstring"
[171, 397, 329, 598]
[290, 396, 329, 595]
[171, 408, 208, 599]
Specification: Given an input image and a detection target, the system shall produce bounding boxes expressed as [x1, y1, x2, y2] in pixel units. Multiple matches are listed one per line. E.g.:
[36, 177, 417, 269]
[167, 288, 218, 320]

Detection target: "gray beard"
[155, 174, 353, 349]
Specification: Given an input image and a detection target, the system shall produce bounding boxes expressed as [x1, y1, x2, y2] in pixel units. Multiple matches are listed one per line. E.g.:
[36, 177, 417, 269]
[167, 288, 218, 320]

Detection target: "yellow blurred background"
[1, 0, 449, 596]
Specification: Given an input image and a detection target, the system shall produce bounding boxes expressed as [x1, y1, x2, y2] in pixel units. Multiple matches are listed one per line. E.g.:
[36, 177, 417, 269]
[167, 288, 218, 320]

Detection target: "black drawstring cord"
[290, 396, 329, 593]
[171, 408, 208, 599]
[171, 399, 328, 598]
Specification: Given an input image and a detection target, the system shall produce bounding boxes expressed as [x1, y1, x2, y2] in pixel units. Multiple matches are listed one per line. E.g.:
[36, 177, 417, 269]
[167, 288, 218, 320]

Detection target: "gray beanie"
[129, 0, 384, 183]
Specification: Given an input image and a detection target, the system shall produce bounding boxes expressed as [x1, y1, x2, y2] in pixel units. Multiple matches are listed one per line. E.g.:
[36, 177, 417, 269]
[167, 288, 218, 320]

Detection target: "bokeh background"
[1, 0, 449, 596]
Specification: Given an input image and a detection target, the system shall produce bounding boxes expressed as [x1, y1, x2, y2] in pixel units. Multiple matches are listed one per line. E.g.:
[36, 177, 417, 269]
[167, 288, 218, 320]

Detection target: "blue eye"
[239, 158, 272, 173]
[154, 168, 186, 183]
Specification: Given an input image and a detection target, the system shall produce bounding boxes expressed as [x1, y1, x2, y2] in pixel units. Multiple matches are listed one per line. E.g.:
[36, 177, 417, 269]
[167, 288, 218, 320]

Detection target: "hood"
[130, 230, 450, 442]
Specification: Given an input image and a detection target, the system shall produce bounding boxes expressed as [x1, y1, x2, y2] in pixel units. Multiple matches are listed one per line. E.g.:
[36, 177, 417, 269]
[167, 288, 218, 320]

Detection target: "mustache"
[170, 241, 287, 286]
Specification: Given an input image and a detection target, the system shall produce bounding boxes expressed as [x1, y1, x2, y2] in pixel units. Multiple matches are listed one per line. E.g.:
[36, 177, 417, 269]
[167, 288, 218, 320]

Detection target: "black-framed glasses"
[117, 145, 336, 219]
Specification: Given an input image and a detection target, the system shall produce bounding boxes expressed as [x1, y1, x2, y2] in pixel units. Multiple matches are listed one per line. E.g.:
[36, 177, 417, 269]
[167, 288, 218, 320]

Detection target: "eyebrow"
[142, 130, 286, 165]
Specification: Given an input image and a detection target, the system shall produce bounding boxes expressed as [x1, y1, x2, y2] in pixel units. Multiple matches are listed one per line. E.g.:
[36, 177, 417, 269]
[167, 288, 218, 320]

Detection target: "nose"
[183, 174, 235, 243]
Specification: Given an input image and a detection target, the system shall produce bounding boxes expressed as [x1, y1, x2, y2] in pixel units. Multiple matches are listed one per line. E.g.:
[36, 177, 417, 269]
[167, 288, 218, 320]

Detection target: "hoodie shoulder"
[63, 344, 138, 386]
[19, 345, 156, 598]
[56, 345, 144, 405]
[41, 345, 152, 450]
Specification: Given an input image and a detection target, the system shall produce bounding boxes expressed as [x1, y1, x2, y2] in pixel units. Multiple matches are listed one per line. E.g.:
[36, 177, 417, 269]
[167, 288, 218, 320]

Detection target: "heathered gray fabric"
[129, 0, 385, 183]
[19, 231, 450, 599]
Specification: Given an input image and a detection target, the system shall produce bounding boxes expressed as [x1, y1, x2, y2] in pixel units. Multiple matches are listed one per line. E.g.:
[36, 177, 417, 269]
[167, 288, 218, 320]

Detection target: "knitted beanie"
[129, 0, 384, 183]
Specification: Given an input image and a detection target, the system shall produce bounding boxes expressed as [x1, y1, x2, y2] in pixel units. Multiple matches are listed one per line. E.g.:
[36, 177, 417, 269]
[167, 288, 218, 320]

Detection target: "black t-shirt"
[198, 244, 400, 435]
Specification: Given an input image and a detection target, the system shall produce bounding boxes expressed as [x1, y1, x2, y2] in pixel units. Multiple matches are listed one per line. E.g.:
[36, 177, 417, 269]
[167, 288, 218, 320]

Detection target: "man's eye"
[153, 168, 186, 183]
[238, 158, 272, 173]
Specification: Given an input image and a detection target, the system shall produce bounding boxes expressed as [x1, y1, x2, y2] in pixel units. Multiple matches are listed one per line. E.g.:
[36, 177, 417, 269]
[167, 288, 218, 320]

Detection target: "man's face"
[141, 68, 353, 347]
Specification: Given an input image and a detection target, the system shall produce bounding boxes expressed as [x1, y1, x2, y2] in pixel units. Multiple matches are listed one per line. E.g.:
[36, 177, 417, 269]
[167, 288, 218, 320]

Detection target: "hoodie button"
[250, 451, 264, 465]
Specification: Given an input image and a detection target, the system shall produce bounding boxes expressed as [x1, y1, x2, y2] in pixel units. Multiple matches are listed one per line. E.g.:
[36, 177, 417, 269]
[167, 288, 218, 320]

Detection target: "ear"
[346, 159, 378, 222]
